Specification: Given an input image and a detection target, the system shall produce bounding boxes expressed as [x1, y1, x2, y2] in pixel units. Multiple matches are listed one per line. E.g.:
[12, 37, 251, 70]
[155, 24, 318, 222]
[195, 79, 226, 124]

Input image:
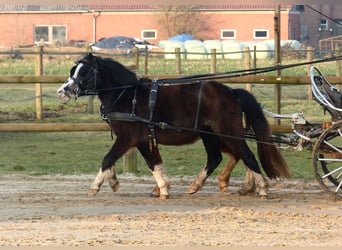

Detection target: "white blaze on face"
[57, 63, 84, 101]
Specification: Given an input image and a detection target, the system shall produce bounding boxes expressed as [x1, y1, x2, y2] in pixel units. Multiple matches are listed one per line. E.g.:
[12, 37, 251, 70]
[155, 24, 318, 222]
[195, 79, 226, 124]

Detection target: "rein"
[156, 54, 342, 84]
[79, 54, 342, 147]
[83, 54, 342, 95]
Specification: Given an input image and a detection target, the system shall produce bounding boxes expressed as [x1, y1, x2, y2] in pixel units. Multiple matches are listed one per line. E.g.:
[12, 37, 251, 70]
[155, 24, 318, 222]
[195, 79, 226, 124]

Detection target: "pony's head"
[57, 53, 140, 101]
[57, 53, 99, 101]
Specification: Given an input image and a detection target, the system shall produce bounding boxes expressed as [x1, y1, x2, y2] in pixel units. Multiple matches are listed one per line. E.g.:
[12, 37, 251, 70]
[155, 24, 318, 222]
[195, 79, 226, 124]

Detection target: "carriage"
[57, 53, 342, 201]
[260, 65, 342, 200]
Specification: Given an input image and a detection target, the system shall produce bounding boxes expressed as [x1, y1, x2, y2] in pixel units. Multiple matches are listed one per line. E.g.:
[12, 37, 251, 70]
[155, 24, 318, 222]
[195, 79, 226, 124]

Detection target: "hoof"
[219, 186, 228, 193]
[218, 178, 228, 193]
[110, 182, 120, 193]
[187, 186, 199, 194]
[159, 194, 170, 200]
[257, 189, 268, 197]
[150, 186, 160, 198]
[88, 189, 99, 196]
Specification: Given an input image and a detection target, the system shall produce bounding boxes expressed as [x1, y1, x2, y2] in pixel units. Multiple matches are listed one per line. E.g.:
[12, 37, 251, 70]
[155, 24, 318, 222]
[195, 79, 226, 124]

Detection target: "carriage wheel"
[312, 121, 342, 200]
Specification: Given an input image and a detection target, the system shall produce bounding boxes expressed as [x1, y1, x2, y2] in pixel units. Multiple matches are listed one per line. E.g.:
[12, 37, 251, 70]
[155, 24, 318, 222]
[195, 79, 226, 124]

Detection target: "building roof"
[0, 1, 295, 12]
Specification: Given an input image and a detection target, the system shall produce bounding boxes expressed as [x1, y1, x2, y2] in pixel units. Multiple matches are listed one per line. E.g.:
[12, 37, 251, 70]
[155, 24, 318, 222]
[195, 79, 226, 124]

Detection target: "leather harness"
[100, 80, 205, 152]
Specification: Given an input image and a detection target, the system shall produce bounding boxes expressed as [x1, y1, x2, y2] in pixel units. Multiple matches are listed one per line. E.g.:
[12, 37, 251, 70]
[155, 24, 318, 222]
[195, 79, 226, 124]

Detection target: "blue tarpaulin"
[169, 34, 194, 42]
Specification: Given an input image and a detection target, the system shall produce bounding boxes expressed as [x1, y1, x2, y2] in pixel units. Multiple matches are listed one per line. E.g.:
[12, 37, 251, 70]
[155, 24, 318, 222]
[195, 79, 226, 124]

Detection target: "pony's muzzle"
[57, 85, 71, 101]
[57, 78, 77, 101]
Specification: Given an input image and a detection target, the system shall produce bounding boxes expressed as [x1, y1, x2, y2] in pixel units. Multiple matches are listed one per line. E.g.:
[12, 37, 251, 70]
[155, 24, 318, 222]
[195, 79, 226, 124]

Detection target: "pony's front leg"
[137, 144, 170, 199]
[89, 166, 119, 196]
[88, 137, 129, 196]
[188, 134, 222, 194]
[151, 164, 170, 199]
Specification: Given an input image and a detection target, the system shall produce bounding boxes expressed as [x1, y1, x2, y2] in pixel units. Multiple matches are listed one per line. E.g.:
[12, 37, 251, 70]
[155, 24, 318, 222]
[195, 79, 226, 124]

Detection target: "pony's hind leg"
[188, 134, 222, 194]
[217, 154, 238, 193]
[239, 142, 268, 196]
[237, 168, 256, 195]
[217, 154, 265, 195]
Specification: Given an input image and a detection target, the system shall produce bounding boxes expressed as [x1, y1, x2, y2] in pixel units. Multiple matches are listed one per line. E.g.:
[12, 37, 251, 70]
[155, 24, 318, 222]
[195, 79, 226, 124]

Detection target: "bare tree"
[157, 5, 209, 38]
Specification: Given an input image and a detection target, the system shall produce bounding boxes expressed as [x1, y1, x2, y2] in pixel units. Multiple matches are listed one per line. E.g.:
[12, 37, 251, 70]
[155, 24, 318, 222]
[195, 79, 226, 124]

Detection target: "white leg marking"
[152, 164, 169, 197]
[188, 168, 207, 194]
[250, 170, 267, 196]
[197, 169, 208, 184]
[90, 167, 112, 192]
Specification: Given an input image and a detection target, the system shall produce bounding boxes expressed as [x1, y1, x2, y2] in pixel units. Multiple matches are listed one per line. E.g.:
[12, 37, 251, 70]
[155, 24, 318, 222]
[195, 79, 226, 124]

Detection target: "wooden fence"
[1, 45, 341, 119]
[1, 46, 341, 172]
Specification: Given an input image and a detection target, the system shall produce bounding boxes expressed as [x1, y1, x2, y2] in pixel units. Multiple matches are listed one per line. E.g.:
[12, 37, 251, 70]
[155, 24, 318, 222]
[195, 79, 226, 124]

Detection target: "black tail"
[234, 88, 290, 179]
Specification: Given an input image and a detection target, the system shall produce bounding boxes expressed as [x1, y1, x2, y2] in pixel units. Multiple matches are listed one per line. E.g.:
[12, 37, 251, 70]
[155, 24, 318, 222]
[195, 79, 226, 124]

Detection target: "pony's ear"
[86, 53, 94, 61]
[77, 53, 94, 64]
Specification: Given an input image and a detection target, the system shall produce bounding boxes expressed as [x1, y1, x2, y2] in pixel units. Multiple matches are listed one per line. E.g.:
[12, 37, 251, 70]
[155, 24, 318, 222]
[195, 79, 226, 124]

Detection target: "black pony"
[57, 53, 290, 199]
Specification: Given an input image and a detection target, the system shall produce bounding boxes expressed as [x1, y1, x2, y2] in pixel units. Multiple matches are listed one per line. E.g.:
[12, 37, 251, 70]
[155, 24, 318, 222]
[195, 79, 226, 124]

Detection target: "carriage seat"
[312, 74, 342, 121]
[313, 75, 342, 109]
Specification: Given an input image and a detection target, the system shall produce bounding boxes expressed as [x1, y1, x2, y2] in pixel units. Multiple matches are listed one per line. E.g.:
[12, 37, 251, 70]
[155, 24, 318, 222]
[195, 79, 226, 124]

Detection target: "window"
[34, 25, 66, 45]
[142, 30, 157, 40]
[319, 19, 328, 31]
[221, 29, 236, 39]
[253, 29, 269, 39]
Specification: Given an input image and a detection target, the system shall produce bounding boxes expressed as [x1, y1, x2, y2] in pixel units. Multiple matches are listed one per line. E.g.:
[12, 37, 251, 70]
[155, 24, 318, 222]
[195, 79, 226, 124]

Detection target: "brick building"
[0, 2, 340, 49]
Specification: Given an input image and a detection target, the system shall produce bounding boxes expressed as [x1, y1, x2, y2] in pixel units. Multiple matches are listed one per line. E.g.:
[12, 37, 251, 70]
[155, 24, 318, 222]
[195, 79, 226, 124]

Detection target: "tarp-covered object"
[91, 36, 154, 54]
[169, 34, 194, 42]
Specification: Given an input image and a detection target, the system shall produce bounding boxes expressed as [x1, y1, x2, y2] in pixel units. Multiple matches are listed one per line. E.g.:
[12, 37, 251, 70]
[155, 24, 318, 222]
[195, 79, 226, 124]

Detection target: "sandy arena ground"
[0, 174, 341, 246]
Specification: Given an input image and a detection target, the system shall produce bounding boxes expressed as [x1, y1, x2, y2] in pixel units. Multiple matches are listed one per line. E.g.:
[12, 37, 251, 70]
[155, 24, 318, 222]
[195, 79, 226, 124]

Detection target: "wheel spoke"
[317, 158, 342, 162]
[312, 121, 342, 200]
[334, 180, 342, 193]
[337, 128, 342, 136]
[322, 140, 342, 154]
[320, 165, 342, 179]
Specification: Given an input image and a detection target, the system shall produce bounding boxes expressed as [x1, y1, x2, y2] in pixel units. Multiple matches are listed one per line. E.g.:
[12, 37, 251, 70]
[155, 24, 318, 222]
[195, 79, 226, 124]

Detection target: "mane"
[95, 55, 140, 86]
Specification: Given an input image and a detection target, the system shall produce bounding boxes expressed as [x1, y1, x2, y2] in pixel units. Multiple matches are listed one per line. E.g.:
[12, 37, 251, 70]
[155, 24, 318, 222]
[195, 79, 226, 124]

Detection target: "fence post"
[35, 43, 43, 120]
[144, 45, 149, 75]
[210, 49, 216, 73]
[85, 96, 94, 114]
[336, 45, 341, 77]
[123, 147, 138, 173]
[306, 46, 314, 100]
[175, 48, 181, 75]
[274, 5, 282, 125]
[253, 45, 257, 69]
[244, 47, 252, 92]
[133, 47, 139, 70]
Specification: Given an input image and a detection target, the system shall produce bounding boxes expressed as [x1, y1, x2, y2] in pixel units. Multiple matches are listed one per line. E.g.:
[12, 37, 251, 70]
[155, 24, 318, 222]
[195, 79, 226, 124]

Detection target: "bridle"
[69, 57, 100, 97]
